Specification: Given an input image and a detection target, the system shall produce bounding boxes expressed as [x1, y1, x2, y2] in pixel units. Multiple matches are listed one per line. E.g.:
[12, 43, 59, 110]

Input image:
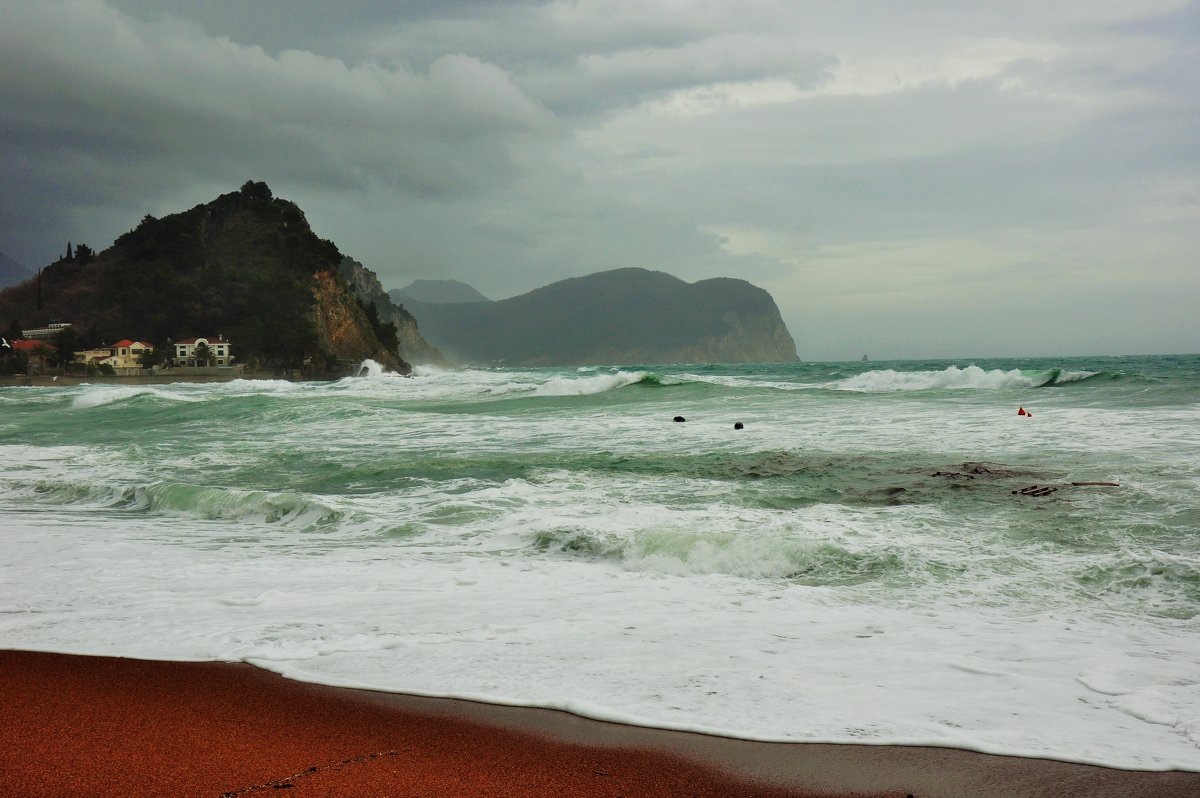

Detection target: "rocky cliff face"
[339, 258, 446, 366]
[311, 270, 409, 374]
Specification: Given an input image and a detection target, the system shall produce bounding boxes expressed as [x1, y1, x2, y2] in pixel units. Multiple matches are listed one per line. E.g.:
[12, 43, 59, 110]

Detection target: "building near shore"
[73, 347, 116, 367]
[21, 322, 73, 341]
[110, 340, 154, 369]
[173, 336, 232, 367]
[12, 339, 56, 371]
[73, 340, 154, 371]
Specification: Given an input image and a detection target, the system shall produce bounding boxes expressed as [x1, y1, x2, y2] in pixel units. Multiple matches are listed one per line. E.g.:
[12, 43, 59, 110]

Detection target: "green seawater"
[2, 355, 1199, 768]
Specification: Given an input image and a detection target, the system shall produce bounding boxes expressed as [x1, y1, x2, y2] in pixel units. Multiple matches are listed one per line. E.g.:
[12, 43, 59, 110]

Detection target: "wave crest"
[21, 477, 343, 530]
[532, 526, 921, 584]
[531, 370, 678, 396]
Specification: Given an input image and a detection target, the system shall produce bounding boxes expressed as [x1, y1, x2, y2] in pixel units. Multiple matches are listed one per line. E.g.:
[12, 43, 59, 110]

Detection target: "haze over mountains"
[0, 251, 32, 289]
[393, 279, 491, 305]
[394, 268, 799, 367]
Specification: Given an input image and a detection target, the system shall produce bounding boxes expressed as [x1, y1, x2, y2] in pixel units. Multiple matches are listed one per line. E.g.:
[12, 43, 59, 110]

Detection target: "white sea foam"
[2, 360, 1198, 771]
[532, 370, 646, 396]
[1055, 369, 1099, 383]
[70, 384, 204, 408]
[835, 365, 1034, 392]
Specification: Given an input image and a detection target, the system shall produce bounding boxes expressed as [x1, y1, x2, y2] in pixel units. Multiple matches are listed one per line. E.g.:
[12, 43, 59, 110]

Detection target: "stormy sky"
[2, 1, 1197, 359]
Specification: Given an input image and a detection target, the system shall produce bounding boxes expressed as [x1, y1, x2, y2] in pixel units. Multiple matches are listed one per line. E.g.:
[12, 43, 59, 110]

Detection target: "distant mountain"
[0, 250, 33, 289]
[0, 182, 410, 374]
[402, 267, 799, 366]
[392, 279, 491, 305]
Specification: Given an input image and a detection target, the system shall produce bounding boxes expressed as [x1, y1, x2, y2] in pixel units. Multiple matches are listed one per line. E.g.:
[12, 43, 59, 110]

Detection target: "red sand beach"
[1, 650, 1197, 798]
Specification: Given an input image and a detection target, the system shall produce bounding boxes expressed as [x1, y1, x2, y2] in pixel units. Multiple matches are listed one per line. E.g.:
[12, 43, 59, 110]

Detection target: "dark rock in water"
[734, 422, 744, 430]
[673, 416, 686, 422]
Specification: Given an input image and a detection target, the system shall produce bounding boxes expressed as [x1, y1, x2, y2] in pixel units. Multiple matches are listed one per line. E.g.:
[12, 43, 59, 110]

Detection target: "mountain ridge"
[393, 279, 491, 305]
[400, 267, 799, 366]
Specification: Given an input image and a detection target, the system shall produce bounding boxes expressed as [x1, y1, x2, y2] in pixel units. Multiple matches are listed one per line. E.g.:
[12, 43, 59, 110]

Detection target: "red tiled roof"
[12, 340, 55, 352]
[112, 339, 135, 348]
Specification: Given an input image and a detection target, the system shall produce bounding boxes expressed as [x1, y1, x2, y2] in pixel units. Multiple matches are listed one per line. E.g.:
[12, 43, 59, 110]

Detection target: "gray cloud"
[2, 0, 1197, 358]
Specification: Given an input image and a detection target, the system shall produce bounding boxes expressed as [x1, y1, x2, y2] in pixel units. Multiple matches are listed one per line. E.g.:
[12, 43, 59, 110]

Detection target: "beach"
[4, 650, 1198, 798]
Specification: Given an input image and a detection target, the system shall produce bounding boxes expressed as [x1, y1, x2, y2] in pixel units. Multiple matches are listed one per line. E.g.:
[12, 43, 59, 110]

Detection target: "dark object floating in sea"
[734, 422, 744, 430]
[1012, 481, 1120, 496]
[673, 416, 686, 422]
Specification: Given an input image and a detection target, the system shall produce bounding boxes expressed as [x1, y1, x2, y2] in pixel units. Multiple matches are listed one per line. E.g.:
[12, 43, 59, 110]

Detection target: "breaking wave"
[834, 365, 1135, 392]
[21, 477, 344, 530]
[835, 366, 1034, 392]
[530, 371, 683, 396]
[71, 385, 205, 409]
[531, 526, 927, 585]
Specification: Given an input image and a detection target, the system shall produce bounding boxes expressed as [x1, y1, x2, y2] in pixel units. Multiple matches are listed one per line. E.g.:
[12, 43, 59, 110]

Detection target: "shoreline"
[2, 651, 1197, 797]
[1, 373, 306, 387]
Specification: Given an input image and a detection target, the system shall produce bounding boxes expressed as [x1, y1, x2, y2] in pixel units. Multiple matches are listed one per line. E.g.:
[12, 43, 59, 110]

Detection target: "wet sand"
[1, 650, 1196, 797]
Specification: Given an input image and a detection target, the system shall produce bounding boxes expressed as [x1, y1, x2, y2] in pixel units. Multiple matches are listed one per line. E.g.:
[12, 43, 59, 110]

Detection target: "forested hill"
[0, 182, 410, 374]
[400, 267, 800, 366]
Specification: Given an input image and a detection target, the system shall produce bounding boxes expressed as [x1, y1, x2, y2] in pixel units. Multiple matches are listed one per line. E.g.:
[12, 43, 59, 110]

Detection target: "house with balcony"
[173, 336, 233, 367]
[110, 340, 155, 369]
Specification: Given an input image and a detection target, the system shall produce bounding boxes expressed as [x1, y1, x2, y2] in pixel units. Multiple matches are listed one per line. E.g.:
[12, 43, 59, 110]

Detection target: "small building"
[12, 339, 56, 371]
[73, 347, 116, 367]
[21, 322, 73, 341]
[110, 340, 154, 369]
[72, 340, 154, 370]
[174, 336, 233, 367]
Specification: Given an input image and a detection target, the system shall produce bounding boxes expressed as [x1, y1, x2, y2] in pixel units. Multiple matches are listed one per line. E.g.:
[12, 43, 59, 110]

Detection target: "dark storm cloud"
[0, 1, 559, 266]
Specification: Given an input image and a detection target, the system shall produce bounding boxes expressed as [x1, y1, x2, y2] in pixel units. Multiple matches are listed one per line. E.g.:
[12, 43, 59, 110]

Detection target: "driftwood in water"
[1013, 481, 1120, 497]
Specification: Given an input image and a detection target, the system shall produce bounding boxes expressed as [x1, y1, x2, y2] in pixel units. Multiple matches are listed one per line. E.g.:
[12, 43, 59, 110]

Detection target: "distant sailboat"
[862, 354, 869, 362]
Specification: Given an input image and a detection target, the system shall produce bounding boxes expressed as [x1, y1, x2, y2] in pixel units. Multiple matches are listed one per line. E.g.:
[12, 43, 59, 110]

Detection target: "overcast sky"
[2, 0, 1197, 359]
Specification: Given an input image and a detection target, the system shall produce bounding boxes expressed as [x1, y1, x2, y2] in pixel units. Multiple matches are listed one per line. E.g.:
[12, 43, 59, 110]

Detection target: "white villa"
[174, 336, 233, 367]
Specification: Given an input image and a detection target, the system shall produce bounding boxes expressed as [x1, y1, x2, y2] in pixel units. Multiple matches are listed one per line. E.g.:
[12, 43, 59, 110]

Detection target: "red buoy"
[1018, 407, 1028, 416]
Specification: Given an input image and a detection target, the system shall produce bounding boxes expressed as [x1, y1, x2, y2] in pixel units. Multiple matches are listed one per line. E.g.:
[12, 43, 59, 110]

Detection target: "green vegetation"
[358, 299, 399, 354]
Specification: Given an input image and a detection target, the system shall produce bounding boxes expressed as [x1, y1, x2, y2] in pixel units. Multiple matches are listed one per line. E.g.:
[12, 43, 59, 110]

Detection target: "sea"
[2, 355, 1198, 770]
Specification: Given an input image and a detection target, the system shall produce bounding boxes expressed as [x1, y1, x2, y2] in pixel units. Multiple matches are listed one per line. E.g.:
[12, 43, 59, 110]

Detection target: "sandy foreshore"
[1, 650, 1196, 798]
